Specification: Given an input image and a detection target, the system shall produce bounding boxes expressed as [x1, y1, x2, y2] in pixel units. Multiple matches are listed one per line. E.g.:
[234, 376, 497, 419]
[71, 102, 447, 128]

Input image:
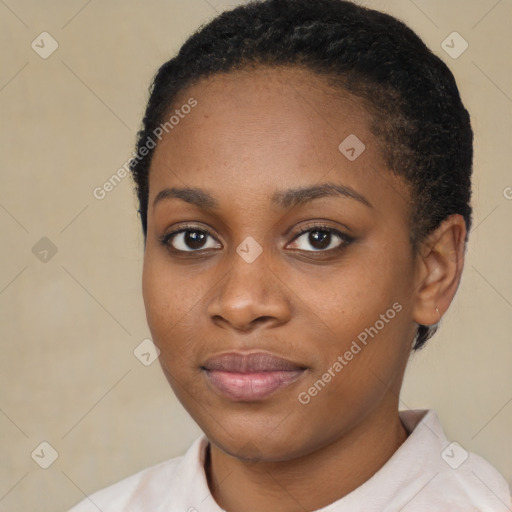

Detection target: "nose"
[206, 246, 292, 332]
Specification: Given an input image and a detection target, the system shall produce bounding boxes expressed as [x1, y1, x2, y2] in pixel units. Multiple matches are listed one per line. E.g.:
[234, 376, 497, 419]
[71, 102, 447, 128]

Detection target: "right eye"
[159, 226, 222, 253]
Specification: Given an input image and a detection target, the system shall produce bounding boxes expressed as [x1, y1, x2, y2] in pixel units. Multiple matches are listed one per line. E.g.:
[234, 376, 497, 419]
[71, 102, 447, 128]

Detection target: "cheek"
[141, 253, 202, 362]
[290, 243, 414, 388]
[141, 254, 213, 414]
[288, 246, 411, 340]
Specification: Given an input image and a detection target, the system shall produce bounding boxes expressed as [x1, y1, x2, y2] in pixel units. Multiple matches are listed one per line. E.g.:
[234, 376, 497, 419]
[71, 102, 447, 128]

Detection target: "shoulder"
[436, 449, 511, 510]
[66, 456, 183, 512]
[404, 451, 512, 511]
[392, 409, 512, 511]
[66, 435, 206, 512]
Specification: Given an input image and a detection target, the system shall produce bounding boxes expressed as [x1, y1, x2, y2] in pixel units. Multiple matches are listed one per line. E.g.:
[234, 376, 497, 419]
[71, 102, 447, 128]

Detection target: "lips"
[203, 352, 305, 372]
[202, 352, 307, 401]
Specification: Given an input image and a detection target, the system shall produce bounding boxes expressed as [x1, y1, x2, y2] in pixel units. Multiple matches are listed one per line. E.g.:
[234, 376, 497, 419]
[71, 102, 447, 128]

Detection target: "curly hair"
[130, 0, 473, 350]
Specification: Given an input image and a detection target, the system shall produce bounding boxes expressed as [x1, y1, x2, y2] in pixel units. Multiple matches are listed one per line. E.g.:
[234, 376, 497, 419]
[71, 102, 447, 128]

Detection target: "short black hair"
[130, 0, 473, 350]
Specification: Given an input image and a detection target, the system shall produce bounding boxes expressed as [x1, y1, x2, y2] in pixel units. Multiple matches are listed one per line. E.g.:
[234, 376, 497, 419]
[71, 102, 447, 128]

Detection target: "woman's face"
[142, 66, 421, 461]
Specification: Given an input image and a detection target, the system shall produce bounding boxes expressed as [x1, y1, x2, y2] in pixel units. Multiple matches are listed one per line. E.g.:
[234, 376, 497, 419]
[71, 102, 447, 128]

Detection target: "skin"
[141, 65, 467, 512]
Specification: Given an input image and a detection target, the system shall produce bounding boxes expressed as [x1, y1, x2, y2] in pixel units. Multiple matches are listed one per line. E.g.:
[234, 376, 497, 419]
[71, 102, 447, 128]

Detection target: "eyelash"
[159, 223, 355, 255]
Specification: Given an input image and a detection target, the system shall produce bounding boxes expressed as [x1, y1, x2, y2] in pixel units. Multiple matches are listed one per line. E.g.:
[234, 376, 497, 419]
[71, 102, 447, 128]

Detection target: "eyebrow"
[152, 182, 373, 211]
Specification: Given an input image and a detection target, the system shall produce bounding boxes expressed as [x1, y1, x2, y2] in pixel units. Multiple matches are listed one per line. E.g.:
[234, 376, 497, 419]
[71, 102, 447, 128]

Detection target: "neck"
[205, 406, 409, 512]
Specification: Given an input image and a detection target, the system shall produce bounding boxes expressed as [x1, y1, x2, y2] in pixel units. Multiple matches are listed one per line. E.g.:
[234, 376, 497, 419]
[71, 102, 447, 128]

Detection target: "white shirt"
[68, 409, 512, 511]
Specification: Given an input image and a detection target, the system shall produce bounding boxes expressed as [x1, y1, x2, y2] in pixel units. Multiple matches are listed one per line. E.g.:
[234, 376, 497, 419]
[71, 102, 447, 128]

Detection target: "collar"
[157, 409, 439, 512]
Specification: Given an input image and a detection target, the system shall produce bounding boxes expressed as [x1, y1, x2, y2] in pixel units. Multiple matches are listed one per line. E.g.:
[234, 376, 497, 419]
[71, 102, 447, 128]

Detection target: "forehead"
[148, 65, 409, 217]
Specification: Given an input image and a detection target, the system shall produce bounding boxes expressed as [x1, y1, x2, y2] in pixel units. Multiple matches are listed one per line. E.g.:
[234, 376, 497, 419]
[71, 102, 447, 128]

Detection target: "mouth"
[201, 351, 307, 401]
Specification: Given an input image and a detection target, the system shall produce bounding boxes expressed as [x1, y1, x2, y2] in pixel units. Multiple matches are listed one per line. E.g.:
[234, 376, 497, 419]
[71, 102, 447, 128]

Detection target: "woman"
[69, 0, 511, 510]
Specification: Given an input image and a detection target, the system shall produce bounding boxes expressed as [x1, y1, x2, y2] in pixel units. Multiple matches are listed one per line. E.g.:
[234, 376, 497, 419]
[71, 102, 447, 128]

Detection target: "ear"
[412, 214, 467, 326]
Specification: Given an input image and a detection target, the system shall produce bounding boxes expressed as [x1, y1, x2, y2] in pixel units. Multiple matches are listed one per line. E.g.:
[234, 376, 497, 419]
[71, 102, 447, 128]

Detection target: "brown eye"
[161, 228, 221, 252]
[287, 226, 353, 252]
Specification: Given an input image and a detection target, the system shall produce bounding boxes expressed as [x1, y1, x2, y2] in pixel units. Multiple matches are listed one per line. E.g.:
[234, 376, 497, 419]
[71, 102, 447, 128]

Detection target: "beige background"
[0, 0, 511, 510]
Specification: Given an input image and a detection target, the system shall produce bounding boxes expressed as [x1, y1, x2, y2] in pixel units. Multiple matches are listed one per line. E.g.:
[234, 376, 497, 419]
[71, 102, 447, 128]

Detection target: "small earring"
[435, 306, 441, 323]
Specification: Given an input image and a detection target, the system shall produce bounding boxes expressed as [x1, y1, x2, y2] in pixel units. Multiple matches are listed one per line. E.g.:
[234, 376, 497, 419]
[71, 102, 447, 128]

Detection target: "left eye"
[287, 227, 352, 252]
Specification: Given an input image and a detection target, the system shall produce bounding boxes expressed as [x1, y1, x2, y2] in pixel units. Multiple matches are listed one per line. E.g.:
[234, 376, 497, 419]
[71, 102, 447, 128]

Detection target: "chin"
[199, 410, 321, 463]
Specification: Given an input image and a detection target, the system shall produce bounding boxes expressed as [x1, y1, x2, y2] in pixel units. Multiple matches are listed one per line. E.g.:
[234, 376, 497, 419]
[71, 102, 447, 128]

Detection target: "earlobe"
[412, 214, 467, 327]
